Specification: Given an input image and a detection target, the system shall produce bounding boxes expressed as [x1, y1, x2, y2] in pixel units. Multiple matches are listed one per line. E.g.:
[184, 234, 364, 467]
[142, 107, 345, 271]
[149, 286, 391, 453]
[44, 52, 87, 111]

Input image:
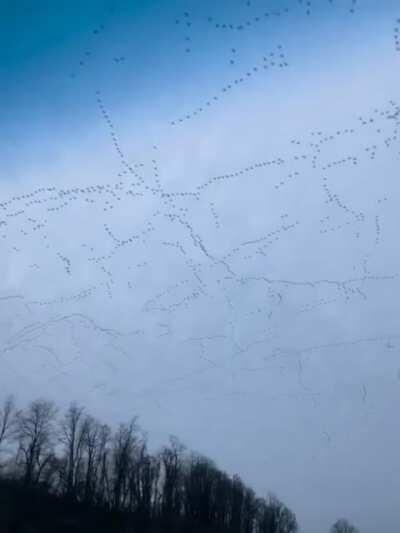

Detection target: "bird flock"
[1, 0, 400, 442]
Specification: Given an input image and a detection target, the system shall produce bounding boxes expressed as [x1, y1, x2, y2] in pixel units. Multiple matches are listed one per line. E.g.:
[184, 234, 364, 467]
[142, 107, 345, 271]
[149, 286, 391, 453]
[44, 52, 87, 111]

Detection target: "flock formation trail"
[1, 0, 399, 438]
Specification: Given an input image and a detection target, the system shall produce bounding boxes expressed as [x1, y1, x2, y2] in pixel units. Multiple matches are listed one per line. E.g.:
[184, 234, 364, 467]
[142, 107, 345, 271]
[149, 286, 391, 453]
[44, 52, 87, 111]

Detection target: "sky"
[1, 0, 400, 531]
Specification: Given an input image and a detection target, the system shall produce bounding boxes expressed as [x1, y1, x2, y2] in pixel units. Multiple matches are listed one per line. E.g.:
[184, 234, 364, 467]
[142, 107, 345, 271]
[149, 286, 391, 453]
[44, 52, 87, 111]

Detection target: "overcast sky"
[1, 1, 400, 531]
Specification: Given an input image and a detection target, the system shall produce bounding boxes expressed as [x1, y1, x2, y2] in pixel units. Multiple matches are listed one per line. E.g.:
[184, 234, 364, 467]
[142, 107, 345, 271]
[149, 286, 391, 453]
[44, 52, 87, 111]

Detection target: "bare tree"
[0, 395, 16, 466]
[111, 418, 139, 511]
[128, 437, 159, 521]
[212, 469, 232, 529]
[183, 453, 216, 525]
[94, 422, 112, 507]
[242, 486, 258, 533]
[58, 402, 87, 498]
[230, 474, 245, 532]
[160, 435, 185, 521]
[330, 518, 360, 533]
[257, 494, 298, 533]
[15, 398, 57, 485]
[81, 414, 105, 504]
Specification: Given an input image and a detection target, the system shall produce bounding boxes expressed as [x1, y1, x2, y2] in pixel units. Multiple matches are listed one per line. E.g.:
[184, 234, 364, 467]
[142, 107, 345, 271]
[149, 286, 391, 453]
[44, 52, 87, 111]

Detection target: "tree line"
[0, 395, 359, 533]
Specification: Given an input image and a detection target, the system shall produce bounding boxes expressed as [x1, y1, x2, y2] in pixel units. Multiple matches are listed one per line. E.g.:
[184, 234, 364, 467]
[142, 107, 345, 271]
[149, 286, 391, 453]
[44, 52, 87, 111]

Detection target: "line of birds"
[1, 1, 400, 415]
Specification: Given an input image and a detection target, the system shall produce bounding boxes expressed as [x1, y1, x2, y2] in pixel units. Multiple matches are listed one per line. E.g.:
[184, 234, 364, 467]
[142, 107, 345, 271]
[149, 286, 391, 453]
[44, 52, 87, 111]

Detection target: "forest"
[0, 396, 358, 532]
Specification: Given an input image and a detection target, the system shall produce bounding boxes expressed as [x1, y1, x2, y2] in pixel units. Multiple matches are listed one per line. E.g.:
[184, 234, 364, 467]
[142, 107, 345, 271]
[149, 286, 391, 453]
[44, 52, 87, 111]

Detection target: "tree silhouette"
[256, 494, 298, 533]
[0, 396, 300, 533]
[59, 402, 87, 498]
[0, 395, 16, 468]
[330, 518, 360, 533]
[14, 398, 57, 486]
